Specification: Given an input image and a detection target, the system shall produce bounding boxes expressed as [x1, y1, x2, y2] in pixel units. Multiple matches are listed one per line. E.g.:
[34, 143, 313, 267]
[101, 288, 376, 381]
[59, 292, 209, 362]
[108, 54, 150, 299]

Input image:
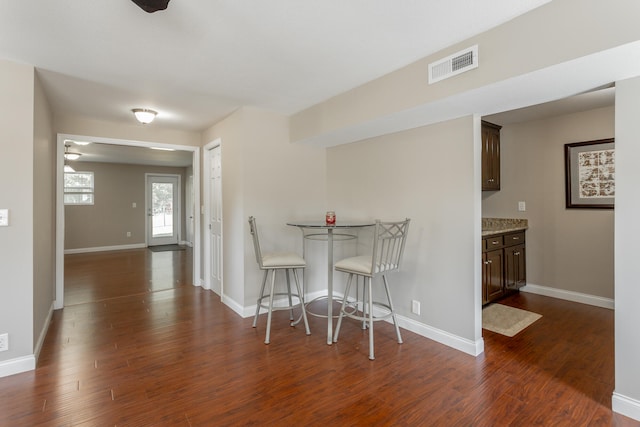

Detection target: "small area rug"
[148, 244, 186, 252]
[482, 303, 542, 337]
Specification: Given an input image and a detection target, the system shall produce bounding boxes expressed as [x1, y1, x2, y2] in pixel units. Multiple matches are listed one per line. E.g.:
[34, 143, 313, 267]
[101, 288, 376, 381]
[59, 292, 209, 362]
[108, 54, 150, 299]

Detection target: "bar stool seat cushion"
[335, 255, 371, 274]
[262, 252, 306, 268]
[335, 255, 397, 275]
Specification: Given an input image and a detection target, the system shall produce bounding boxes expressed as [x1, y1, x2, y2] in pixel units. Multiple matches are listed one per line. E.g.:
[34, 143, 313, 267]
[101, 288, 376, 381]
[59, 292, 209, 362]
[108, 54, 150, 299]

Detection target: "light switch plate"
[518, 201, 526, 212]
[0, 209, 8, 226]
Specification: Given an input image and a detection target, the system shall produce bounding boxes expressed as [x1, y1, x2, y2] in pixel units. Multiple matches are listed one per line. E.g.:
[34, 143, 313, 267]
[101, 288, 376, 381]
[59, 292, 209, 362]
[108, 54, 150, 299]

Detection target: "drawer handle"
[514, 252, 520, 256]
[492, 241, 499, 245]
[512, 237, 520, 240]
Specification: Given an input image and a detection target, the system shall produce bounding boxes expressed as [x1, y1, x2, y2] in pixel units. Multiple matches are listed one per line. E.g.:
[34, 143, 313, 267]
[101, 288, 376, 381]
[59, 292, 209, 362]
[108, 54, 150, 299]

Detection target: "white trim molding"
[34, 303, 54, 363]
[64, 243, 147, 255]
[396, 314, 484, 356]
[521, 283, 614, 310]
[0, 355, 36, 378]
[242, 289, 484, 357]
[222, 295, 245, 318]
[613, 392, 640, 422]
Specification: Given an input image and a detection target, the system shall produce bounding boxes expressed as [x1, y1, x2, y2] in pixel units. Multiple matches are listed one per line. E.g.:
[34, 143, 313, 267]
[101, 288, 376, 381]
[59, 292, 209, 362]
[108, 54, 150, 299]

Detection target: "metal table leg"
[327, 228, 333, 345]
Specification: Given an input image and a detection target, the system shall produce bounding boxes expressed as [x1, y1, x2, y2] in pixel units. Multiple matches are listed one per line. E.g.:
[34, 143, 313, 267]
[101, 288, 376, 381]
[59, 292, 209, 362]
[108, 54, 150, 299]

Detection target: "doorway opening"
[55, 134, 201, 309]
[146, 174, 180, 247]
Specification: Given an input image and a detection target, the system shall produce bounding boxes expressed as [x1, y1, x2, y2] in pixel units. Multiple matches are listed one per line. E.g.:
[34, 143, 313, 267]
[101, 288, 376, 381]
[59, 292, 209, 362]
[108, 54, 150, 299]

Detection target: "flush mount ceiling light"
[64, 144, 81, 161]
[132, 108, 157, 124]
[64, 139, 91, 146]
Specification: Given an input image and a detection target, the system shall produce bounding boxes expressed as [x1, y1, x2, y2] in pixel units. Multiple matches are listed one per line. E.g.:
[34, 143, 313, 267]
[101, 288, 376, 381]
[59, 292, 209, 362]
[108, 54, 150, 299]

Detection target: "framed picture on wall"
[564, 138, 615, 209]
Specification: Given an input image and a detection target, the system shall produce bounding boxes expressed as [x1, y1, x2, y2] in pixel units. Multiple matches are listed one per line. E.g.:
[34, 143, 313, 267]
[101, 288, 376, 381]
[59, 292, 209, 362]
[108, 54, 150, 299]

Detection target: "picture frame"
[564, 138, 614, 209]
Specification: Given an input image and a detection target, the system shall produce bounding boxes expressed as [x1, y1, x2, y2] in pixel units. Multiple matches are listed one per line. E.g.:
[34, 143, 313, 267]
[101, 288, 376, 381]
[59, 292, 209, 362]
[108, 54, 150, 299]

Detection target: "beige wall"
[32, 71, 56, 353]
[614, 76, 640, 413]
[64, 162, 188, 250]
[0, 60, 36, 363]
[482, 106, 615, 299]
[327, 116, 480, 341]
[55, 114, 200, 147]
[291, 0, 640, 146]
[202, 107, 246, 305]
[202, 107, 327, 309]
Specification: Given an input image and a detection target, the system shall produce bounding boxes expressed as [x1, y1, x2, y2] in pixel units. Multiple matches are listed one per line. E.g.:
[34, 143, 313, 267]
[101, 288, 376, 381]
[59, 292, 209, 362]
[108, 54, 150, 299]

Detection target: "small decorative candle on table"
[325, 211, 336, 225]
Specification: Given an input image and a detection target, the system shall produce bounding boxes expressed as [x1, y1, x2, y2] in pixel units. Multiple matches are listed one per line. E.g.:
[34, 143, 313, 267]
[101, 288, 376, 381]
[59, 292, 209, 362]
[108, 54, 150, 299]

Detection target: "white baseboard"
[1, 302, 55, 378]
[0, 355, 36, 378]
[521, 283, 614, 310]
[222, 295, 246, 318]
[240, 289, 483, 357]
[613, 392, 640, 422]
[362, 297, 483, 356]
[64, 243, 146, 254]
[34, 303, 54, 362]
[396, 314, 484, 356]
[240, 290, 328, 319]
[0, 303, 53, 378]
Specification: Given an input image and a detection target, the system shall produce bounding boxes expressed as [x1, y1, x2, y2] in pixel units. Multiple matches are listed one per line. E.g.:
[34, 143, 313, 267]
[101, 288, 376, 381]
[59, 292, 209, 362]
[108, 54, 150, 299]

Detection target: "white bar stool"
[249, 216, 310, 344]
[333, 218, 410, 360]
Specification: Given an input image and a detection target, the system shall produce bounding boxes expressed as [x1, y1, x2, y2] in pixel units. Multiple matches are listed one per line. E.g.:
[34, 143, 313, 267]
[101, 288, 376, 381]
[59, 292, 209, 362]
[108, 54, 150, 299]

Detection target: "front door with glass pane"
[147, 174, 179, 246]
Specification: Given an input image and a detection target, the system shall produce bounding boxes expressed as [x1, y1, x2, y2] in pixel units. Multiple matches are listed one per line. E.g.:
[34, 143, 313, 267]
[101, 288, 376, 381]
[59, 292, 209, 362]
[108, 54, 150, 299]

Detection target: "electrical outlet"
[518, 201, 526, 212]
[0, 333, 8, 352]
[411, 300, 421, 315]
[126, 232, 131, 237]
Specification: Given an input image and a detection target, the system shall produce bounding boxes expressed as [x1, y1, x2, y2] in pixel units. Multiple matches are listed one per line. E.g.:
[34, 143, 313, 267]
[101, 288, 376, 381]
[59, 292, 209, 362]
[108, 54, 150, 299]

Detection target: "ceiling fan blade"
[131, 0, 170, 13]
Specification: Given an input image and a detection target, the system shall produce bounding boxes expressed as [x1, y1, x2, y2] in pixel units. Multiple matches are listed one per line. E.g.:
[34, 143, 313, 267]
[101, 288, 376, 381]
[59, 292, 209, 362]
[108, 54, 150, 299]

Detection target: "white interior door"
[147, 174, 180, 246]
[208, 145, 222, 294]
[186, 174, 194, 246]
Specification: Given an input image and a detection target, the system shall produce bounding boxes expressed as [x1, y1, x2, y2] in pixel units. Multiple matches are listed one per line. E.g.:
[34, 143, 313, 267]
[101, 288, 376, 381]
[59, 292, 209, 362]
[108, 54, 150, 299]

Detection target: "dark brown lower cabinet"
[483, 249, 504, 304]
[482, 231, 526, 305]
[505, 244, 526, 291]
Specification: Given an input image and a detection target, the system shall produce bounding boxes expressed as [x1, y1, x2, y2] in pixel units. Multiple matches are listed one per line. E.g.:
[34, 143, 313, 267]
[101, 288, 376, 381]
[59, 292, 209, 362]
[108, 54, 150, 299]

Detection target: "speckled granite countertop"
[482, 218, 528, 237]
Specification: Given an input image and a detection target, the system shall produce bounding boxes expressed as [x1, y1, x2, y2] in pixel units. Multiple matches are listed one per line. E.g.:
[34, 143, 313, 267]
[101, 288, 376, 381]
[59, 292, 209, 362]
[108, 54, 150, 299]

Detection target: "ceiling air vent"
[428, 45, 478, 84]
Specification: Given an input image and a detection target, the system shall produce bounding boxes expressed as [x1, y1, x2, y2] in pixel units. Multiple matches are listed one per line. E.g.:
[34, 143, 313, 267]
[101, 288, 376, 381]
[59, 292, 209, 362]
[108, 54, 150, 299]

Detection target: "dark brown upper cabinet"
[482, 121, 502, 191]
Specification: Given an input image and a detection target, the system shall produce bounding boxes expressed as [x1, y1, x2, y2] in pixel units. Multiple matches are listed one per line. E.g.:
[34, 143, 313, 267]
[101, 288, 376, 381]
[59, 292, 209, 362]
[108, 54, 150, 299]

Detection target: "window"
[64, 172, 94, 205]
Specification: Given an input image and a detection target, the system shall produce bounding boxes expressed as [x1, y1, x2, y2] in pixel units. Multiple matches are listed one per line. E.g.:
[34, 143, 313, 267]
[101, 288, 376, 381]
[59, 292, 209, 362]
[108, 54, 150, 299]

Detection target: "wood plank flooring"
[0, 248, 637, 426]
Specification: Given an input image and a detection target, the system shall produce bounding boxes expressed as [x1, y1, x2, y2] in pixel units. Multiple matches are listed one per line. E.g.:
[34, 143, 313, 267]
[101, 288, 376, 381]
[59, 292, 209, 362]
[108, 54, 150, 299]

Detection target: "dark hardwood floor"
[0, 248, 637, 426]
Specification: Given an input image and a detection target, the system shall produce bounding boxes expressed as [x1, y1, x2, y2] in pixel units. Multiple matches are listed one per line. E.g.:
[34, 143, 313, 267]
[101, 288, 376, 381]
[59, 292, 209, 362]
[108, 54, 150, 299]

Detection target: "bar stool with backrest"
[333, 218, 410, 360]
[249, 216, 310, 344]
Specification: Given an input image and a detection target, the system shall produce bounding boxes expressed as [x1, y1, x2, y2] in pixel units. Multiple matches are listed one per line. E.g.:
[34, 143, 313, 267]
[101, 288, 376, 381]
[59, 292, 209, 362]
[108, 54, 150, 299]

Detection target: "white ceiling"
[486, 85, 615, 126]
[0, 0, 552, 133]
[10, 0, 617, 167]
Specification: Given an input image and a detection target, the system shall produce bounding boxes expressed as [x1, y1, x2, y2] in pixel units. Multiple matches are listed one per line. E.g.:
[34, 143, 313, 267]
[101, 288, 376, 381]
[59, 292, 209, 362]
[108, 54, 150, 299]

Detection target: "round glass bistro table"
[286, 220, 375, 344]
